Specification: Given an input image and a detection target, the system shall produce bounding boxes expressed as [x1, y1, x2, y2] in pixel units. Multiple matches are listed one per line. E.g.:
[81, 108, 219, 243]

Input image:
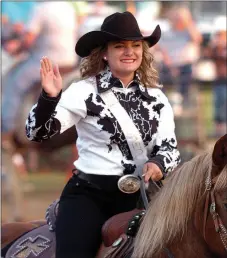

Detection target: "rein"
[203, 175, 227, 252]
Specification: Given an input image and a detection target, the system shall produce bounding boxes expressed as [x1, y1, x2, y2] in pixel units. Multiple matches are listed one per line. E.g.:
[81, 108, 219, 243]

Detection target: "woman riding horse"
[1, 134, 227, 258]
[25, 11, 180, 258]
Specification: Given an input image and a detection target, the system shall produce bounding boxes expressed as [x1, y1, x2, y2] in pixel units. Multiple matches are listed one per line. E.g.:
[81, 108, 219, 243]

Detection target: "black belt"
[74, 169, 121, 188]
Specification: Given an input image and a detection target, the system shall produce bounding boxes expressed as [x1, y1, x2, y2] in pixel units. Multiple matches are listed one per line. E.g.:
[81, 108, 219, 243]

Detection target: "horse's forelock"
[133, 151, 213, 258]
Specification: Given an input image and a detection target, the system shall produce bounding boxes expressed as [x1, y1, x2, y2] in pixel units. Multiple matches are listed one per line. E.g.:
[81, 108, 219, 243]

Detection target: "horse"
[131, 134, 227, 258]
[1, 134, 227, 258]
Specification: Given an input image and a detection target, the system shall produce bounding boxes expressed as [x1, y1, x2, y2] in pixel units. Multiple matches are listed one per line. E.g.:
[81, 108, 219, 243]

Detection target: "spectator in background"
[207, 16, 227, 137]
[1, 1, 37, 43]
[157, 6, 202, 105]
[71, 1, 90, 27]
[2, 2, 78, 150]
[2, 2, 39, 222]
[78, 1, 120, 36]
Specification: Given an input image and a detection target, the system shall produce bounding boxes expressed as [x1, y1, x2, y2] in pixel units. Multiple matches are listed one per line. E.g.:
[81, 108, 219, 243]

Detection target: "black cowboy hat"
[75, 11, 161, 57]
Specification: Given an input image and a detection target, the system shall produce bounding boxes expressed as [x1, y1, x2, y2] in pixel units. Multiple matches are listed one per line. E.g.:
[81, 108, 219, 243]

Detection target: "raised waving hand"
[40, 57, 62, 97]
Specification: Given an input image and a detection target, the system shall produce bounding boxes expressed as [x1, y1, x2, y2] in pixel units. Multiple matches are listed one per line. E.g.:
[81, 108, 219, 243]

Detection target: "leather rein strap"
[203, 175, 227, 252]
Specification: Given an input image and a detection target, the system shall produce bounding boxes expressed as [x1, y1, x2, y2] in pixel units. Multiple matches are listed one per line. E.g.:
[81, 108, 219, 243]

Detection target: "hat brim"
[75, 25, 161, 57]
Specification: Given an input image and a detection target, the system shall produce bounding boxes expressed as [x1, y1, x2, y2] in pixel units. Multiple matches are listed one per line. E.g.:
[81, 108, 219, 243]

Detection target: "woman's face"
[105, 40, 143, 79]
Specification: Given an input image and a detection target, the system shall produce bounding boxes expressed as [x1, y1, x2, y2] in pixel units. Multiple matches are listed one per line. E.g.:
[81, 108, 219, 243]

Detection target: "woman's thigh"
[55, 193, 106, 258]
[108, 190, 140, 216]
[55, 174, 111, 258]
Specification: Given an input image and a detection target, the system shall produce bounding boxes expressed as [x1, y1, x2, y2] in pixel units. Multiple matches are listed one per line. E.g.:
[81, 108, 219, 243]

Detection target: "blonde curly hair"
[79, 41, 160, 88]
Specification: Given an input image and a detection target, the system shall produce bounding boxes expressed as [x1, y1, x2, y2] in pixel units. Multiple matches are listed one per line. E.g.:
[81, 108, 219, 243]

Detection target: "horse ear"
[212, 134, 227, 176]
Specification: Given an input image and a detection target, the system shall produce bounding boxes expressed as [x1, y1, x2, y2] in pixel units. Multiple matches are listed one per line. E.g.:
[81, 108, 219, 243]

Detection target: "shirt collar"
[96, 66, 154, 99]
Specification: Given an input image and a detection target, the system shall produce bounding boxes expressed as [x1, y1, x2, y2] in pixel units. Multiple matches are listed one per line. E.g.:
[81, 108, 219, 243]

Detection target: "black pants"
[55, 173, 140, 258]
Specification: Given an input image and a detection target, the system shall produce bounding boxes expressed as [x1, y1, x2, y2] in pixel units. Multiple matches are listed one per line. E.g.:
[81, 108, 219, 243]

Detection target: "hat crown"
[101, 11, 142, 38]
[75, 11, 161, 57]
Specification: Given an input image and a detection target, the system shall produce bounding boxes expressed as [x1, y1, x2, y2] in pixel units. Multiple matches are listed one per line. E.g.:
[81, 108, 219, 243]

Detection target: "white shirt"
[26, 67, 181, 176]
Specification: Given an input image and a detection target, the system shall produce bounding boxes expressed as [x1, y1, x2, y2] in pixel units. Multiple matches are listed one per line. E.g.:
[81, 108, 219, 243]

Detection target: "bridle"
[203, 174, 227, 252]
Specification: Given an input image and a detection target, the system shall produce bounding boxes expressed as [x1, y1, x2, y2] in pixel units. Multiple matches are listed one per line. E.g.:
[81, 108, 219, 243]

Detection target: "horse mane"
[133, 150, 227, 258]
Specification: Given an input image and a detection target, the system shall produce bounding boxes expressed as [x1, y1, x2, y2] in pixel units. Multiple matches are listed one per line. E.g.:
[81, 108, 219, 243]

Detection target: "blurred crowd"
[1, 1, 226, 222]
[2, 1, 226, 139]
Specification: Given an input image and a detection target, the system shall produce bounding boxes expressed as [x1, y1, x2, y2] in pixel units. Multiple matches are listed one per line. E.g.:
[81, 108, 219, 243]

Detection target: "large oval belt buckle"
[118, 174, 141, 194]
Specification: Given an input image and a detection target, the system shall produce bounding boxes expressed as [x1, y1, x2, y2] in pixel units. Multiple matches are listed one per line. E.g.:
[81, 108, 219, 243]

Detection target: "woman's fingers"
[142, 164, 149, 183]
[39, 57, 62, 95]
[40, 59, 46, 74]
[43, 57, 50, 72]
[143, 173, 150, 183]
[47, 57, 53, 72]
[40, 57, 56, 77]
[53, 64, 60, 77]
[41, 56, 52, 73]
[142, 162, 163, 182]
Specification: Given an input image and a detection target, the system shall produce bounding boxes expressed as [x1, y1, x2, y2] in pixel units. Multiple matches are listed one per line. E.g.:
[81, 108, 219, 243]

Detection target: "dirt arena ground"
[2, 172, 66, 223]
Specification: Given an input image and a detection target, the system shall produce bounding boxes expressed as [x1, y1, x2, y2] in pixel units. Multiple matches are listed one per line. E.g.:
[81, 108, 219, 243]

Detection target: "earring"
[103, 56, 107, 61]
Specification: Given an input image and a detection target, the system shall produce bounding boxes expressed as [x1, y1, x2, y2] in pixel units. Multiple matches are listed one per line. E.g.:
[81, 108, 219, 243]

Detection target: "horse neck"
[165, 220, 216, 258]
[194, 190, 227, 257]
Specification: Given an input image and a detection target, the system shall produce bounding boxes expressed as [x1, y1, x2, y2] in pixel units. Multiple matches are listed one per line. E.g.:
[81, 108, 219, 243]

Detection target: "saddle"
[3, 199, 144, 258]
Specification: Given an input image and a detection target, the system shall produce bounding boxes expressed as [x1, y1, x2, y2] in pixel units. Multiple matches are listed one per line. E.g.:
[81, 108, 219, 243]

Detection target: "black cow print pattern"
[26, 67, 181, 176]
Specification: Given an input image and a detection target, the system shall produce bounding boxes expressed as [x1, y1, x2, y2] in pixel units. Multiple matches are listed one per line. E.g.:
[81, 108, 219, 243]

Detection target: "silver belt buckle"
[118, 174, 141, 194]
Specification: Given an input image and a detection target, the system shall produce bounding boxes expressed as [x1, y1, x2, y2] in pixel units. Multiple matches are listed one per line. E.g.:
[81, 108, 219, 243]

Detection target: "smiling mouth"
[121, 59, 135, 63]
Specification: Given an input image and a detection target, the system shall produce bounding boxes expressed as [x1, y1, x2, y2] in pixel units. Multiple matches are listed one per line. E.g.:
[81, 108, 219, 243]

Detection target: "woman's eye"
[115, 45, 123, 48]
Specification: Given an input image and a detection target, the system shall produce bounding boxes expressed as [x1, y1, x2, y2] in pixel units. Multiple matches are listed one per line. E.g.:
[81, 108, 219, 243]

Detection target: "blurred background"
[1, 1, 226, 222]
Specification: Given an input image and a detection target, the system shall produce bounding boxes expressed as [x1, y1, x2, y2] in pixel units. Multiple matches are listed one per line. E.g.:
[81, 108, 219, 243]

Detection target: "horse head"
[203, 134, 227, 257]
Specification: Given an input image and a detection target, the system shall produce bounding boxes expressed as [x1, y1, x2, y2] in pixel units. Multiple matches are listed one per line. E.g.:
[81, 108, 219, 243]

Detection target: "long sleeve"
[25, 90, 62, 142]
[148, 93, 181, 177]
[26, 82, 87, 142]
